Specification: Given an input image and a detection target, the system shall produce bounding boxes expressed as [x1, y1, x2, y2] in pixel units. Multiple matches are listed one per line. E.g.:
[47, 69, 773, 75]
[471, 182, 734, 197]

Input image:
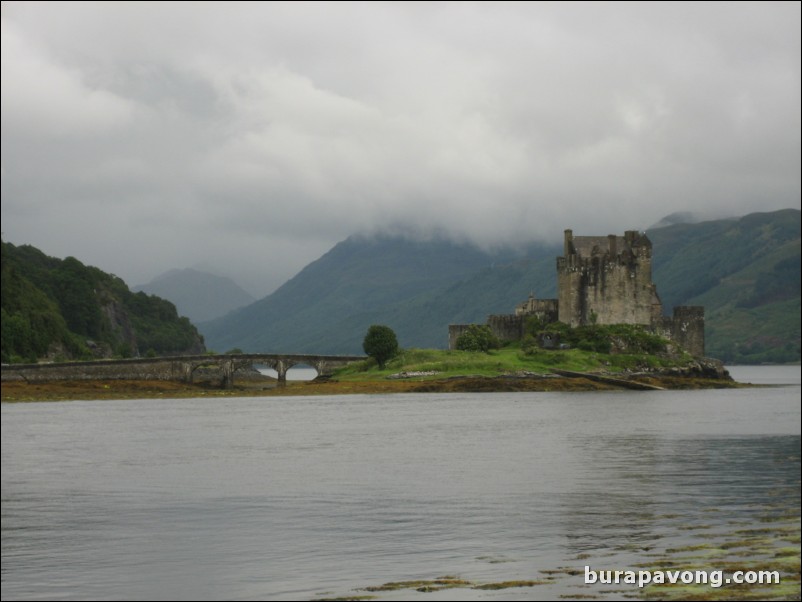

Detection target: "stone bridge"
[0, 353, 367, 389]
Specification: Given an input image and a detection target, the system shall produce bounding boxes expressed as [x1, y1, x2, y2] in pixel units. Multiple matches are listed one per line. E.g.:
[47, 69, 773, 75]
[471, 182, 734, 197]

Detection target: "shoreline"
[0, 373, 745, 402]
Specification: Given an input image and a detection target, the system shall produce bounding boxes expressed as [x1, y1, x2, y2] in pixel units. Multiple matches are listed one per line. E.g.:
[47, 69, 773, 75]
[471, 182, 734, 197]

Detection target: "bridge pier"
[274, 359, 289, 387]
[220, 359, 235, 389]
[182, 362, 194, 383]
[311, 360, 333, 379]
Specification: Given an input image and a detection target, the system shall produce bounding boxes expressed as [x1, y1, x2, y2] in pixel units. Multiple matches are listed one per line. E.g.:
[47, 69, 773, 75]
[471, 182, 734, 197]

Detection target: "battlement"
[514, 296, 559, 319]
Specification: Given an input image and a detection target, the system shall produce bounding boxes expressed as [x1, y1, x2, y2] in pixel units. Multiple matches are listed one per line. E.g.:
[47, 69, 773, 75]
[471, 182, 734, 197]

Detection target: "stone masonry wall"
[449, 316, 526, 350]
[487, 315, 526, 344]
[670, 306, 705, 358]
[557, 229, 658, 327]
[1, 358, 183, 382]
[448, 325, 473, 350]
[653, 307, 705, 358]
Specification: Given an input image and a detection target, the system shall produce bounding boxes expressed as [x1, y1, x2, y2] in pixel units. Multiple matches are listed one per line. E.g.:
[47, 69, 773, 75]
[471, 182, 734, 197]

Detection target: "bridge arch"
[257, 362, 319, 382]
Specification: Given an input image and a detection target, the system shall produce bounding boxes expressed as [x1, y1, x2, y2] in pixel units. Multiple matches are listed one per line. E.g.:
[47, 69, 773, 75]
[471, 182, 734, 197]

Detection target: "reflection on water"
[2, 370, 800, 601]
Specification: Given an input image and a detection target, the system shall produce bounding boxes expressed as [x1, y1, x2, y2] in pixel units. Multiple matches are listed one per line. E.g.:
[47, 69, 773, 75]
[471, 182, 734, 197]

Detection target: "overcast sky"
[2, 2, 800, 297]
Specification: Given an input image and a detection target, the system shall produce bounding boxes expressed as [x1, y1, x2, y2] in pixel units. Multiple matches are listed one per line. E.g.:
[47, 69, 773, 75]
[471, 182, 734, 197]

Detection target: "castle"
[448, 229, 705, 357]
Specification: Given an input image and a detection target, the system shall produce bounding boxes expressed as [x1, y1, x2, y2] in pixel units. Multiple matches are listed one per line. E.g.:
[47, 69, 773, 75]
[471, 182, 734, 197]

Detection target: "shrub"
[525, 314, 548, 336]
[455, 325, 501, 353]
[521, 334, 539, 355]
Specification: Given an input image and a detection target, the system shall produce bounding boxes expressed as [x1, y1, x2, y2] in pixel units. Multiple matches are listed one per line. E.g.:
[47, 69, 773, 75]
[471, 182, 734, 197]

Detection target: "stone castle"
[449, 229, 705, 357]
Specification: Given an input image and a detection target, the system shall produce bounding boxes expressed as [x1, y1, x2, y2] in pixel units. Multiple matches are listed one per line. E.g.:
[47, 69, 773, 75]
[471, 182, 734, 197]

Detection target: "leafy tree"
[52, 256, 102, 337]
[363, 324, 399, 368]
[455, 324, 500, 353]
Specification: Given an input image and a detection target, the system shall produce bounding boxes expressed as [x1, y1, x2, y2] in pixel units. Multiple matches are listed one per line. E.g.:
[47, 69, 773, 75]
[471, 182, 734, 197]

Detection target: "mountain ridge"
[134, 268, 255, 323]
[200, 209, 800, 364]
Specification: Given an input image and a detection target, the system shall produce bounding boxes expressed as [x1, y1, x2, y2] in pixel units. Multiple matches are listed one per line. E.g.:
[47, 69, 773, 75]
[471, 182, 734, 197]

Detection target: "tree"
[363, 324, 399, 368]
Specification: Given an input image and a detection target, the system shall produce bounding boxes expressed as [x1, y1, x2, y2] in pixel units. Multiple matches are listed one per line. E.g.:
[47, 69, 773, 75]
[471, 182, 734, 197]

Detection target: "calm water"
[2, 366, 800, 601]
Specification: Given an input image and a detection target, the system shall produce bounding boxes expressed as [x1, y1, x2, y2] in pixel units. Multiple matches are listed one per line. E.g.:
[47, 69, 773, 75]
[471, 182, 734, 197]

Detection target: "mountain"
[647, 211, 737, 230]
[1, 241, 205, 362]
[647, 209, 800, 363]
[134, 268, 255, 323]
[199, 234, 540, 353]
[371, 256, 558, 349]
[199, 209, 800, 364]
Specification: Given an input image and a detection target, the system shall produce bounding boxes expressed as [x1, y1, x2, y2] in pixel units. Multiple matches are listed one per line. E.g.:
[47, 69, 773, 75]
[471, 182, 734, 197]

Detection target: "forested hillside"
[1, 241, 205, 363]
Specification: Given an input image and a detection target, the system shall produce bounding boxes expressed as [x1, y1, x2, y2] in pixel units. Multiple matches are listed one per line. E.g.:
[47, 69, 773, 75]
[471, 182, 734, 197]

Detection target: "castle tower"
[557, 230, 662, 327]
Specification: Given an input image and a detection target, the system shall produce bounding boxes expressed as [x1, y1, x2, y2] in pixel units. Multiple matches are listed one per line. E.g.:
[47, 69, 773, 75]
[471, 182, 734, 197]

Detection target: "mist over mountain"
[199, 234, 536, 352]
[134, 268, 255, 323]
[647, 211, 739, 230]
[199, 209, 799, 363]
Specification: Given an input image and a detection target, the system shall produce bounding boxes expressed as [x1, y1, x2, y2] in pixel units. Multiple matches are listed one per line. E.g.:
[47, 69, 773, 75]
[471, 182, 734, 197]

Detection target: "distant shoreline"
[0, 373, 745, 402]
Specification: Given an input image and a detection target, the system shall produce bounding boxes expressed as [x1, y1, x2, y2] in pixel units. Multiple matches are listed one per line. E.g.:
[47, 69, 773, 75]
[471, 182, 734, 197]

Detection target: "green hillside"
[1, 241, 206, 363]
[649, 210, 800, 363]
[199, 210, 800, 363]
[200, 234, 531, 353]
[374, 257, 558, 349]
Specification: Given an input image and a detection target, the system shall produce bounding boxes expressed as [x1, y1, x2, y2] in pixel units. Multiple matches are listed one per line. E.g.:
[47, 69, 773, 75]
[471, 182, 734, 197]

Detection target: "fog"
[2, 2, 799, 296]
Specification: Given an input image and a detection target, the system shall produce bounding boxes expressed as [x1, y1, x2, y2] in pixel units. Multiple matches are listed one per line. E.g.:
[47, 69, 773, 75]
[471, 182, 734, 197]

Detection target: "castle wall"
[669, 306, 705, 358]
[448, 324, 473, 350]
[557, 260, 585, 326]
[652, 307, 705, 357]
[449, 316, 527, 349]
[586, 261, 656, 325]
[557, 229, 659, 327]
[487, 314, 525, 343]
[514, 297, 559, 322]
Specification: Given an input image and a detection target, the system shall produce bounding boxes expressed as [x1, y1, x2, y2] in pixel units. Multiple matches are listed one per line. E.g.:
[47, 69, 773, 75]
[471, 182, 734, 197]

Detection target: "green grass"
[334, 345, 694, 381]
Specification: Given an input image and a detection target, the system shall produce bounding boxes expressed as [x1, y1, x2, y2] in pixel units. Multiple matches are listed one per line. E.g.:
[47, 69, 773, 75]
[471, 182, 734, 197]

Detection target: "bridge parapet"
[1, 353, 367, 389]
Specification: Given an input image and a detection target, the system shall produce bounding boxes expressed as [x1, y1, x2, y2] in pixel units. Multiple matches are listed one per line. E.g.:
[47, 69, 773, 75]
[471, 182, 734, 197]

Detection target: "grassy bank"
[335, 345, 698, 381]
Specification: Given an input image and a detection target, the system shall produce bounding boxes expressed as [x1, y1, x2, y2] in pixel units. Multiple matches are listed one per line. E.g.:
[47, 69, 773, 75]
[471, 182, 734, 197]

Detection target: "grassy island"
[1, 341, 740, 402]
[341, 345, 698, 380]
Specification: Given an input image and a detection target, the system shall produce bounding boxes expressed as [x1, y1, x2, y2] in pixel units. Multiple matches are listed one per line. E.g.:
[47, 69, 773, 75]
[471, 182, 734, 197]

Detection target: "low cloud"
[1, 2, 799, 296]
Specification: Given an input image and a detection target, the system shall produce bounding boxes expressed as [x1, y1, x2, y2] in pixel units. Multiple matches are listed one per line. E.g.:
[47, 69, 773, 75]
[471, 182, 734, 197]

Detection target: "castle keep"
[449, 229, 705, 357]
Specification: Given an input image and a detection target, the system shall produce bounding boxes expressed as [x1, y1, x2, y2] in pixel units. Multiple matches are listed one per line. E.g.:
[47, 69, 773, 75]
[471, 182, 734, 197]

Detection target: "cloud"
[0, 20, 135, 137]
[1, 2, 799, 297]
